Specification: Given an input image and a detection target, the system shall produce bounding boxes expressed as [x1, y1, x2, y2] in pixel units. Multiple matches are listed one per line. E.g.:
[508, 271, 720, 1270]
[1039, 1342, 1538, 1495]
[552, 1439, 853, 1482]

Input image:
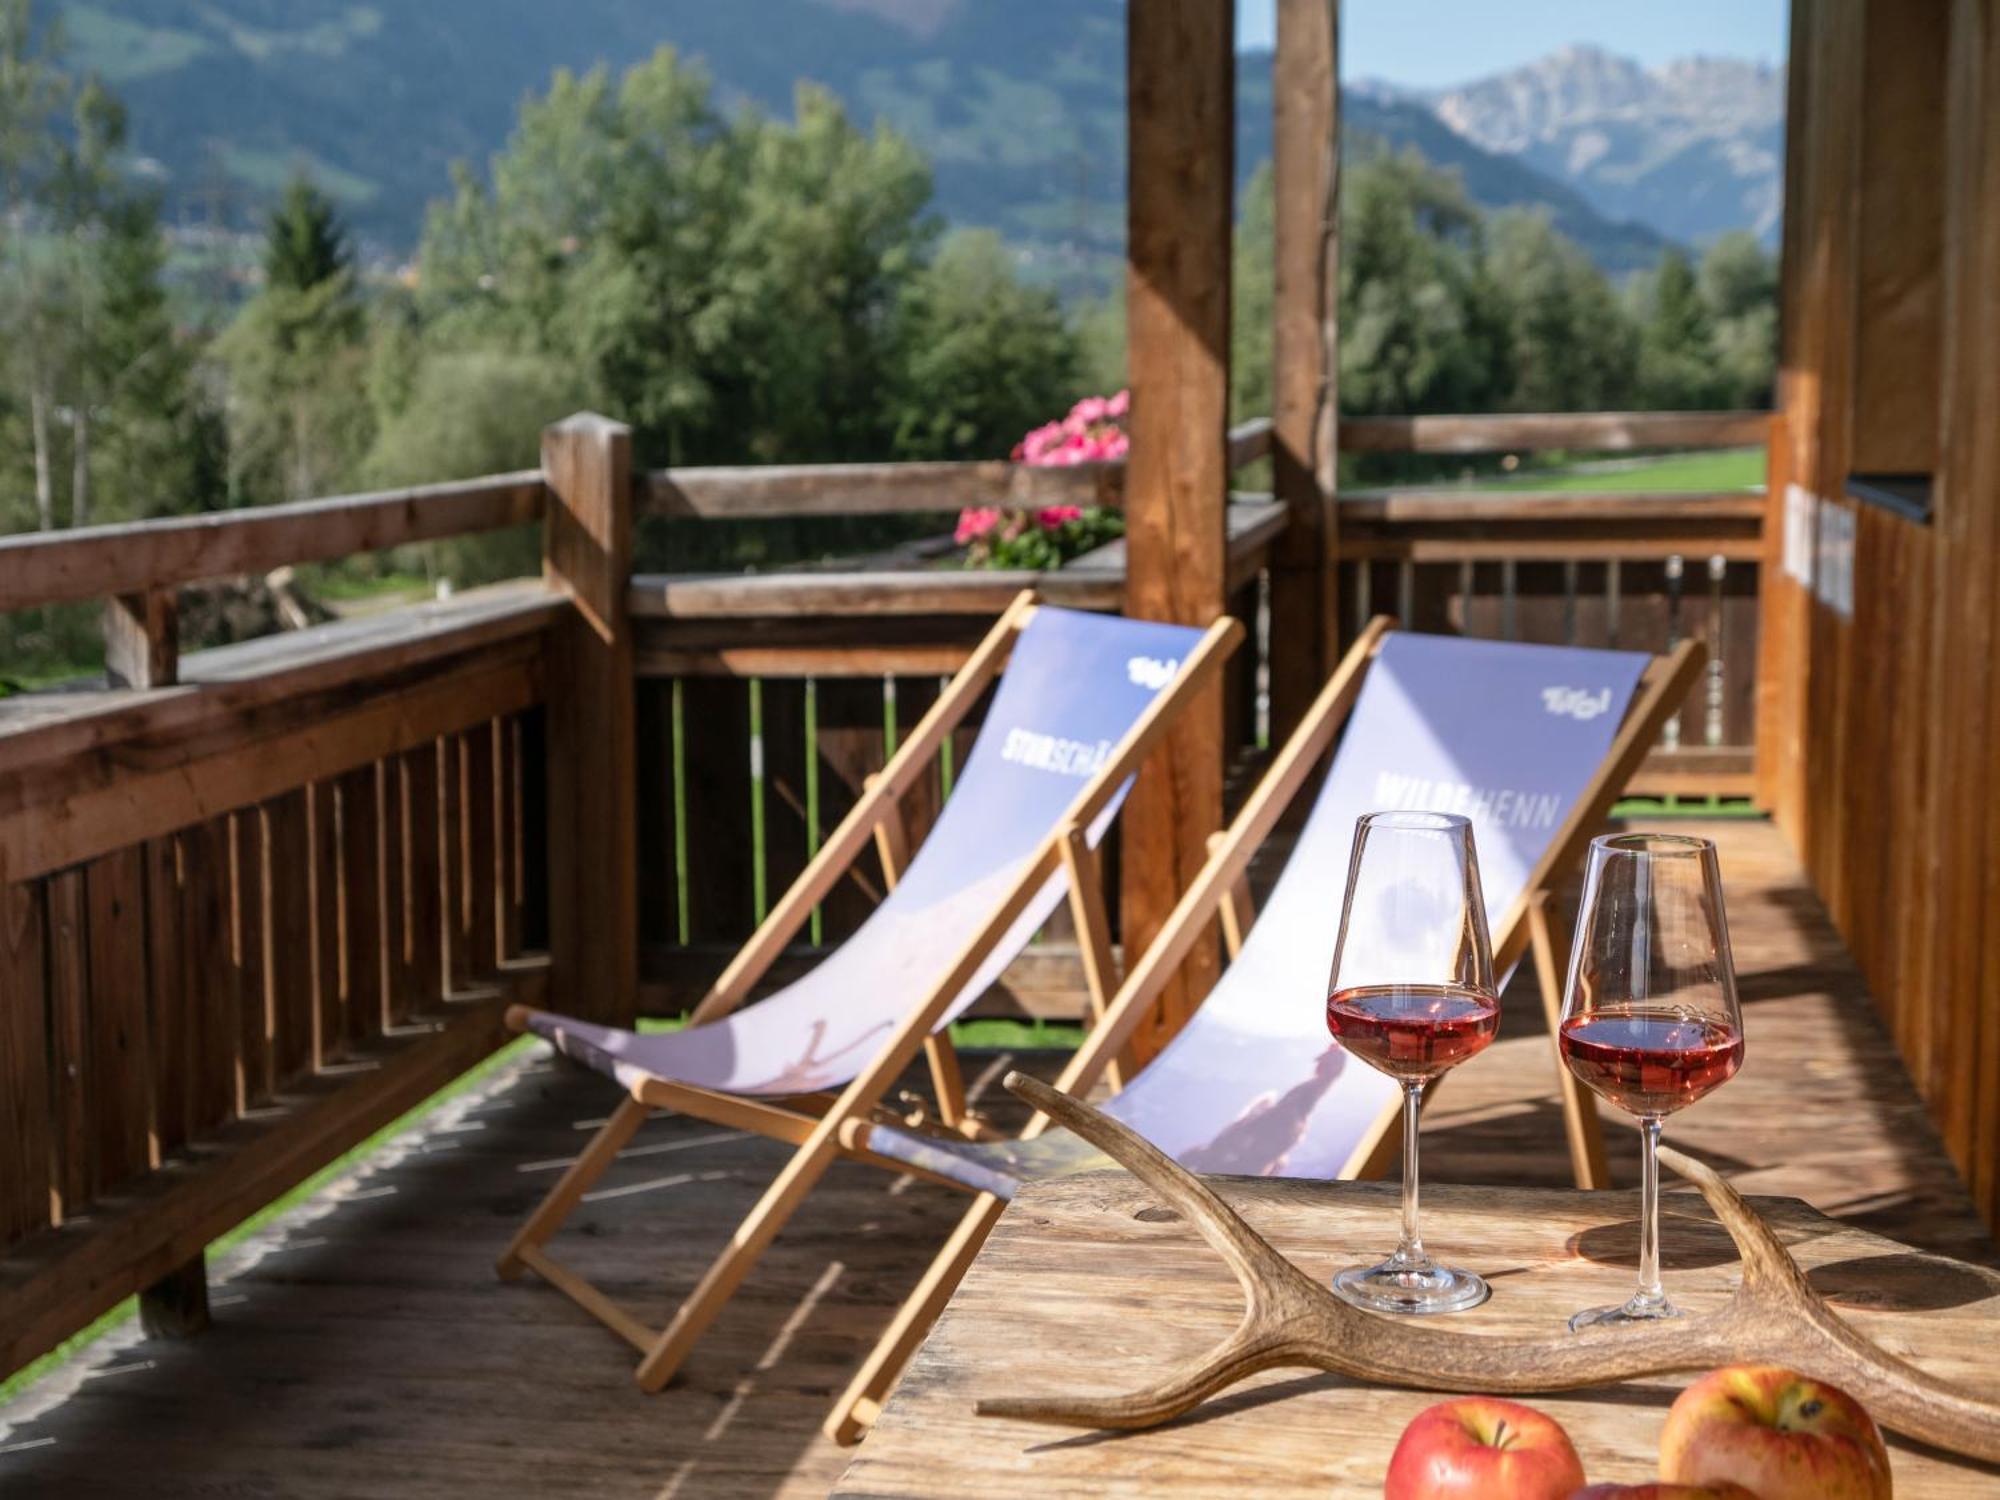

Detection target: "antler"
[977, 1073, 2000, 1464]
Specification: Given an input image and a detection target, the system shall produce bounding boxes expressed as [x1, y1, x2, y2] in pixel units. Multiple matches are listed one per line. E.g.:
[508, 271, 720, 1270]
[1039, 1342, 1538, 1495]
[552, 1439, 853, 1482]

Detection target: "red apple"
[1386, 1397, 1587, 1499]
[1569, 1485, 1759, 1499]
[1660, 1364, 1892, 1500]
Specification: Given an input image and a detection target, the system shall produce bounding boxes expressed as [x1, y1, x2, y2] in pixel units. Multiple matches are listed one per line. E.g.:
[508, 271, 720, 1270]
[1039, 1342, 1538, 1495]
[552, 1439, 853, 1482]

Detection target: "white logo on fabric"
[1541, 686, 1612, 721]
[1000, 728, 1113, 777]
[1126, 655, 1179, 690]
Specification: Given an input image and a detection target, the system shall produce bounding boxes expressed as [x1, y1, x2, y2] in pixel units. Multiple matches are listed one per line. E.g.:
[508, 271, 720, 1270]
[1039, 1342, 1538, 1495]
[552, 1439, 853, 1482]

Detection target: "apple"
[1659, 1364, 1892, 1500]
[1386, 1397, 1588, 1499]
[1568, 1485, 1759, 1498]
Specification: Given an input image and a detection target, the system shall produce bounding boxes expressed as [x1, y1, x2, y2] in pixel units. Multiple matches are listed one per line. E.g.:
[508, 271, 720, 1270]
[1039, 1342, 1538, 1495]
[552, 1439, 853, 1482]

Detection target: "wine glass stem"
[1395, 1082, 1427, 1268]
[1636, 1115, 1665, 1307]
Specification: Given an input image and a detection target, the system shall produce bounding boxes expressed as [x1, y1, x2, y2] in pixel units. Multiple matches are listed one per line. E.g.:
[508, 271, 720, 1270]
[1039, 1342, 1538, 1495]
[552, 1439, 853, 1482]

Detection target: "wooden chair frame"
[497, 589, 1244, 1391]
[822, 616, 1706, 1442]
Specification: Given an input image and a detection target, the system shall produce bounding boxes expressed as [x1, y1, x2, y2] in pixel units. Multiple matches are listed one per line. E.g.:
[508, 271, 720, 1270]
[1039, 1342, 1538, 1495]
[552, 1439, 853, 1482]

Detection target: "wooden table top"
[834, 1173, 2000, 1498]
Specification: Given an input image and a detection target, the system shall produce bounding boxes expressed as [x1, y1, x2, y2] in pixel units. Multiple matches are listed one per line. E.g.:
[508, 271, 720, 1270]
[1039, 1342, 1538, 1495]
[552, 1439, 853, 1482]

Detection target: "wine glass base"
[1568, 1296, 1683, 1333]
[1332, 1259, 1489, 1316]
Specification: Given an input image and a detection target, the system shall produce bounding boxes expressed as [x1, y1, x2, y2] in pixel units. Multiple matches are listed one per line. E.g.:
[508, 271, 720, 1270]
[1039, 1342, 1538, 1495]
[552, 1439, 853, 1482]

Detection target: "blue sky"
[1236, 1, 1788, 85]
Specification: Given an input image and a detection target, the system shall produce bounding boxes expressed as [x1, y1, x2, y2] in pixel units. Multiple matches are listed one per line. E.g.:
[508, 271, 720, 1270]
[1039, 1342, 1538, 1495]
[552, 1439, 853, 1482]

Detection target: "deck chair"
[497, 589, 1242, 1390]
[822, 618, 1704, 1441]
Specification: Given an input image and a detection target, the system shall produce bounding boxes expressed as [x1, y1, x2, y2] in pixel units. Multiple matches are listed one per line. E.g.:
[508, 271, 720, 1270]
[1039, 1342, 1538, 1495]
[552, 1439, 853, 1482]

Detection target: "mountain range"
[64, 2, 1780, 291]
[1363, 45, 1786, 249]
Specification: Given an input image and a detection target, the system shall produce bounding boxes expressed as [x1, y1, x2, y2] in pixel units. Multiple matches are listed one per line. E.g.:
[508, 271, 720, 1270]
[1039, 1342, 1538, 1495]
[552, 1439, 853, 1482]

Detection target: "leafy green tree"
[1231, 161, 1274, 425]
[1699, 232, 1777, 407]
[0, 13, 214, 535]
[219, 175, 369, 501]
[1634, 247, 1729, 408]
[417, 51, 734, 460]
[1699, 231, 1777, 321]
[0, 0, 69, 529]
[707, 85, 936, 461]
[888, 228, 1079, 459]
[1340, 148, 1510, 416]
[1485, 210, 1636, 412]
[415, 47, 1056, 471]
[363, 348, 587, 586]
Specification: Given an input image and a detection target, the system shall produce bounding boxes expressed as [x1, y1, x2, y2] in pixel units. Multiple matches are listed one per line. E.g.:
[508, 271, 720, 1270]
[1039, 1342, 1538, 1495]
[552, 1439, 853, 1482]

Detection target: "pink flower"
[955, 507, 1001, 545]
[1013, 395, 1127, 467]
[1037, 505, 1084, 530]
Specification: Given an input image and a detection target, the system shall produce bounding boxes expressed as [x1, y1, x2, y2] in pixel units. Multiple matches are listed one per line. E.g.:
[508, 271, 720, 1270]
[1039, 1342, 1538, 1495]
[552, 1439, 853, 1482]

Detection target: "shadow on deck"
[0, 819, 1990, 1498]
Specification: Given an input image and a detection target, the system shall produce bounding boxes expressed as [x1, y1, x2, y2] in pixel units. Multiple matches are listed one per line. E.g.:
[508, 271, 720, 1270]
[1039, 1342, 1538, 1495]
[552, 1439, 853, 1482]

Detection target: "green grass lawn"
[1485, 447, 1765, 492]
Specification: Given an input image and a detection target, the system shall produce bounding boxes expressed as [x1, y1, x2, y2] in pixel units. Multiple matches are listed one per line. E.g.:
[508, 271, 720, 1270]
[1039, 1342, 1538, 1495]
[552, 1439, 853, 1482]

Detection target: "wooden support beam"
[541, 414, 638, 1027]
[1268, 0, 1338, 740]
[1121, 0, 1233, 1058]
[103, 590, 178, 689]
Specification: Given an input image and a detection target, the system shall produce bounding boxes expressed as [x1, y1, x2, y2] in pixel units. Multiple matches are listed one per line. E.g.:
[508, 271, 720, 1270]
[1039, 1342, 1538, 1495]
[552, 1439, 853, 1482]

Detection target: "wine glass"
[1324, 811, 1499, 1315]
[1559, 832, 1743, 1331]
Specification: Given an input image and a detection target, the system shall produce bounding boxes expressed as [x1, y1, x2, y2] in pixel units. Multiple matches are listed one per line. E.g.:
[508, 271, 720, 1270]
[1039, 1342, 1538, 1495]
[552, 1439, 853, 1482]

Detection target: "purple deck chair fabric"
[868, 632, 1651, 1195]
[521, 605, 1209, 1099]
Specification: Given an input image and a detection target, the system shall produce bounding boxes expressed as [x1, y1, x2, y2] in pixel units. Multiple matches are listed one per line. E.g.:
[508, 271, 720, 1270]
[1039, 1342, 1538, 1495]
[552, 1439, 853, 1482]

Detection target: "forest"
[0, 3, 1776, 677]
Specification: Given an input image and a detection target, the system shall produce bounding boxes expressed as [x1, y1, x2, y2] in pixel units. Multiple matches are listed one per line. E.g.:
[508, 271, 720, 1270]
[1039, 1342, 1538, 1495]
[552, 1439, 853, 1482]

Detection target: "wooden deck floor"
[0, 818, 1990, 1497]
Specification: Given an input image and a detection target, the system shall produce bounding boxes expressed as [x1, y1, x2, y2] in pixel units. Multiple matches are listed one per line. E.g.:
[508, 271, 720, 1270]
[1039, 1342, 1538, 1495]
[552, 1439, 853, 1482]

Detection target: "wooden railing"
[0, 472, 570, 1379]
[1332, 410, 1768, 798]
[0, 406, 1768, 1379]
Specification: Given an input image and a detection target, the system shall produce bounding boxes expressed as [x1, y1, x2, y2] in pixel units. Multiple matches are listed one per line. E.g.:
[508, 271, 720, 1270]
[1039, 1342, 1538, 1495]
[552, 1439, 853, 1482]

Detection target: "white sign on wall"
[1814, 498, 1855, 619]
[1783, 483, 1816, 587]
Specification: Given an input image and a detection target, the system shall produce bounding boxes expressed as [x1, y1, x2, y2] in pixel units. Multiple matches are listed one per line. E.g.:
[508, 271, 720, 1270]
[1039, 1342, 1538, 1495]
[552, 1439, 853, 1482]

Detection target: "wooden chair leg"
[1529, 890, 1609, 1190]
[497, 1095, 650, 1278]
[1206, 830, 1256, 962]
[922, 1032, 969, 1130]
[824, 1193, 1009, 1445]
[870, 774, 974, 1132]
[633, 1130, 843, 1391]
[1062, 823, 1128, 1090]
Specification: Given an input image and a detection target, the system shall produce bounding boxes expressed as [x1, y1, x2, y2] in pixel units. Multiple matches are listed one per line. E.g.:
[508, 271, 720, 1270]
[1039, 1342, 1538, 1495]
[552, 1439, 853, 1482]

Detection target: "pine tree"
[264, 174, 351, 294]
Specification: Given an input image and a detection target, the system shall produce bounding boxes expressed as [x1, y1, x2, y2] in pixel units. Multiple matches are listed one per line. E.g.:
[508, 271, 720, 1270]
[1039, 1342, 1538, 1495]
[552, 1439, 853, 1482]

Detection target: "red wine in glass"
[1327, 982, 1500, 1083]
[1558, 1012, 1743, 1118]
[1323, 811, 1497, 1316]
[1559, 832, 1743, 1331]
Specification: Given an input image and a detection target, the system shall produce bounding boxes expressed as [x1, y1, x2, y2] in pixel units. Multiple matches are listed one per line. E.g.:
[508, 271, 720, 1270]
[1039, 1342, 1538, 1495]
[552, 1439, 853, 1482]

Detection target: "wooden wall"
[1761, 0, 2000, 1230]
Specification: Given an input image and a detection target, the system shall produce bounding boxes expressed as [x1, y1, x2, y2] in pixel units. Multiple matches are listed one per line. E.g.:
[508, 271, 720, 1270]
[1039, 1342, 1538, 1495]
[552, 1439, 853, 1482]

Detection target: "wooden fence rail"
[1339, 409, 1770, 455]
[0, 473, 547, 614]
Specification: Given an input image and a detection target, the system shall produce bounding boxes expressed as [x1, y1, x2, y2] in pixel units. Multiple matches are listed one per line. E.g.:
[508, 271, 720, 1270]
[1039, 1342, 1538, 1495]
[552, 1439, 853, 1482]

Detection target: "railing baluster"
[749, 677, 768, 924]
[672, 680, 691, 947]
[1500, 558, 1518, 640]
[1663, 555, 1686, 752]
[806, 678, 823, 947]
[1606, 559, 1622, 648]
[1396, 559, 1414, 627]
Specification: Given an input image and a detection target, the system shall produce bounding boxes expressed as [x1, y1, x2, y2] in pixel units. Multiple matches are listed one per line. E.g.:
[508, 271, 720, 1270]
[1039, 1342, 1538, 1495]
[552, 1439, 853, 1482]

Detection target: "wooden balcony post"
[103, 589, 178, 689]
[541, 414, 638, 1026]
[1121, 0, 1233, 1054]
[137, 1251, 209, 1339]
[1269, 0, 1340, 737]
